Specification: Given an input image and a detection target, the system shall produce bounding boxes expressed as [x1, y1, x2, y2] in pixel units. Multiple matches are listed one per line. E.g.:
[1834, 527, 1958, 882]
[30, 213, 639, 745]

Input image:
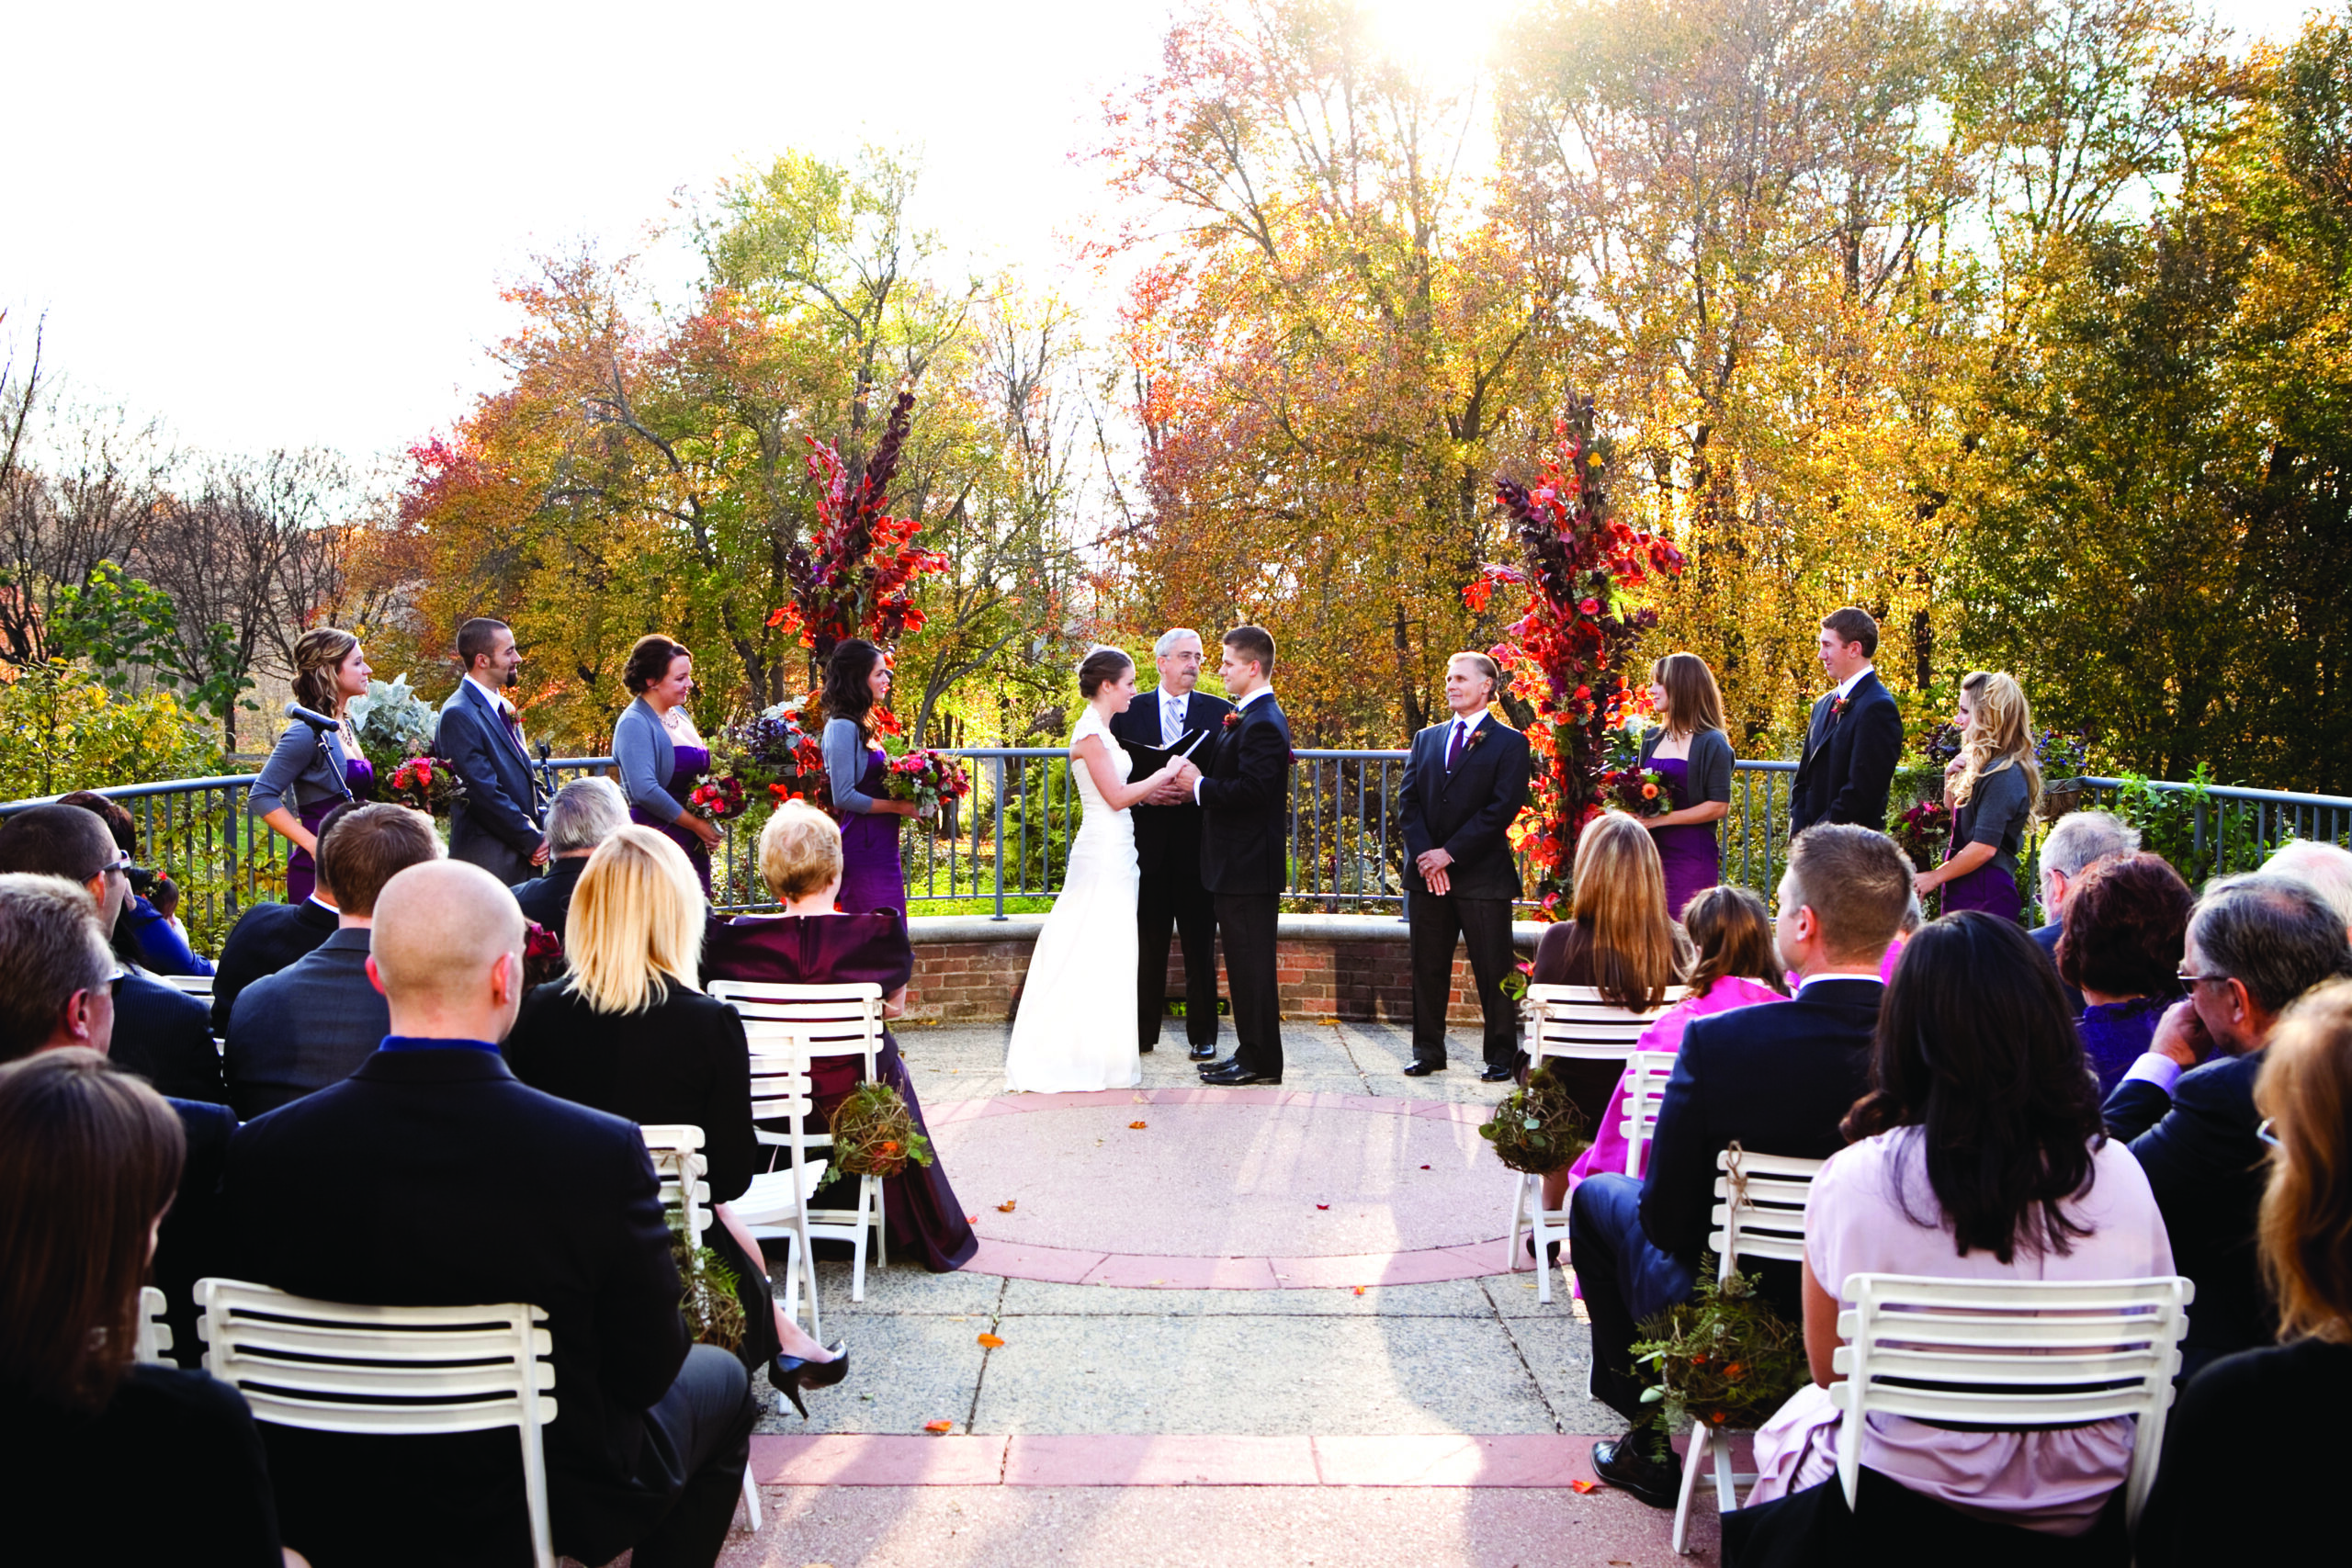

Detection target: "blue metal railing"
[7, 752, 2347, 951]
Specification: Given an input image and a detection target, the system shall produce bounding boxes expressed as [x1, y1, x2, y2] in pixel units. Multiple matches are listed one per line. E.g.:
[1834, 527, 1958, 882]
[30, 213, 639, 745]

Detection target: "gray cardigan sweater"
[248, 720, 355, 820]
[613, 698, 684, 824]
[1640, 727, 1735, 809]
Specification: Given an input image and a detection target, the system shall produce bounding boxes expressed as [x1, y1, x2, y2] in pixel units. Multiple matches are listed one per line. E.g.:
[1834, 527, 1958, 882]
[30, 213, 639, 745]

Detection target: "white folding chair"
[639, 1125, 762, 1533]
[155, 974, 215, 999]
[1830, 1273, 2195, 1527]
[136, 1284, 173, 1364]
[1505, 985, 1685, 1303]
[1672, 1146, 1827, 1555]
[196, 1277, 559, 1568]
[725, 1043, 831, 1341]
[1617, 1049, 1677, 1178]
[710, 980, 888, 1302]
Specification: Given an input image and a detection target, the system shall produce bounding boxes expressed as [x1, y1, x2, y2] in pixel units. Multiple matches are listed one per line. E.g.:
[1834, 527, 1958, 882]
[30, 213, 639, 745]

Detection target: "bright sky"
[1, 0, 2323, 466]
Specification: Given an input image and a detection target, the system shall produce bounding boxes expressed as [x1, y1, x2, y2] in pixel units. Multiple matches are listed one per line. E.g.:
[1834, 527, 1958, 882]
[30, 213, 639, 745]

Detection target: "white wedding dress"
[1004, 707, 1142, 1092]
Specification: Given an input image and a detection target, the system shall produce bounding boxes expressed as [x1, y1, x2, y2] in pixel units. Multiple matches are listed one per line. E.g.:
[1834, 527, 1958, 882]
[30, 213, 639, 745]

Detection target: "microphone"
[284, 702, 341, 732]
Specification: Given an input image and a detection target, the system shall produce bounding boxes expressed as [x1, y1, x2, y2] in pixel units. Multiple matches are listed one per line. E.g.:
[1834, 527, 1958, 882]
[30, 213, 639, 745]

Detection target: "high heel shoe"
[767, 1342, 849, 1418]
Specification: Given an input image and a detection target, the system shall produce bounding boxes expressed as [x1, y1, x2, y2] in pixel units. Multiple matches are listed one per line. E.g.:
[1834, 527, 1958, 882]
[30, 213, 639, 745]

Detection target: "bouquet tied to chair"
[1477, 1063, 1591, 1174]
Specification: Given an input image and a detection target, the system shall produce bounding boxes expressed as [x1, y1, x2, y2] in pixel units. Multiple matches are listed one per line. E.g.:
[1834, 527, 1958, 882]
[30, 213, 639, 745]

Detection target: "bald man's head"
[368, 860, 527, 1038]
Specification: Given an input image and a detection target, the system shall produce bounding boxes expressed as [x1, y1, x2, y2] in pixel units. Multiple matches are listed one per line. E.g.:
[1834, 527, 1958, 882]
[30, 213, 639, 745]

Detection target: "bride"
[1004, 647, 1187, 1092]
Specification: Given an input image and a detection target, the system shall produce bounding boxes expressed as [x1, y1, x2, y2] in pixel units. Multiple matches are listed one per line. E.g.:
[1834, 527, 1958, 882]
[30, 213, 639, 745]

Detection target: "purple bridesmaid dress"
[835, 747, 906, 915]
[286, 757, 375, 905]
[1648, 756, 1720, 922]
[630, 742, 712, 897]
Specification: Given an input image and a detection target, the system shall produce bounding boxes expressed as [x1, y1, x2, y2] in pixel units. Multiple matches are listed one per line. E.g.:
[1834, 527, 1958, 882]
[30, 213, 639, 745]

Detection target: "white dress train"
[1003, 708, 1142, 1092]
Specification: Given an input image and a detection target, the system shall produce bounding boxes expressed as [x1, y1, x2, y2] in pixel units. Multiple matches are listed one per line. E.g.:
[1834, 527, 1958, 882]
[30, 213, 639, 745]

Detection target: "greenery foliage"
[1478, 1065, 1592, 1175]
[1631, 1259, 1809, 1441]
[0, 665, 221, 802]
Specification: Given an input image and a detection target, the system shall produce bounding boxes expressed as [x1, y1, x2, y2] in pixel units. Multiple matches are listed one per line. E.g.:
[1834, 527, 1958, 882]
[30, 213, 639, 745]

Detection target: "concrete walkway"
[697, 1021, 1716, 1567]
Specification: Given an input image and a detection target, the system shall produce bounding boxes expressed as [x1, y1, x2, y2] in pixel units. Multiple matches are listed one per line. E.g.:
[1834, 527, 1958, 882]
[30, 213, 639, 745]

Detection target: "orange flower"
[880, 1140, 900, 1155]
[1709, 1411, 1727, 1425]
[1641, 782, 1659, 800]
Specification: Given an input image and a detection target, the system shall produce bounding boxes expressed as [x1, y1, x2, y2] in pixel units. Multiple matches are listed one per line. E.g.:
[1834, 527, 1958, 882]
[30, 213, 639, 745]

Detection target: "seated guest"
[1912, 670, 2041, 922]
[57, 789, 215, 976]
[2031, 808, 2139, 1015]
[0, 805, 220, 1103]
[1578, 824, 1909, 1506]
[1531, 811, 1690, 1213]
[221, 860, 757, 1568]
[1877, 887, 1921, 983]
[225, 804, 442, 1119]
[505, 826, 850, 1411]
[0, 1049, 298, 1567]
[209, 801, 358, 1034]
[2263, 838, 2352, 938]
[1732, 912, 2172, 1551]
[2107, 874, 2352, 1376]
[1562, 884, 1787, 1195]
[514, 774, 628, 935]
[0, 874, 235, 1371]
[705, 801, 978, 1272]
[2057, 852, 2193, 1095]
[2137, 979, 2352, 1564]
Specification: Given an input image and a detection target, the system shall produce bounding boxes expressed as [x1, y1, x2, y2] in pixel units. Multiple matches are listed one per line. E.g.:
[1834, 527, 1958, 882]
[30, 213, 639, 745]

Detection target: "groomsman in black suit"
[436, 616, 550, 886]
[1399, 652, 1532, 1081]
[1111, 628, 1234, 1059]
[1788, 605, 1905, 835]
[1174, 626, 1293, 1087]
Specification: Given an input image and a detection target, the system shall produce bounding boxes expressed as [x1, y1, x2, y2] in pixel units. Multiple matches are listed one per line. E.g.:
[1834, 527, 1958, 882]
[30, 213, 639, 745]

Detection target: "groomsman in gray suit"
[436, 617, 549, 886]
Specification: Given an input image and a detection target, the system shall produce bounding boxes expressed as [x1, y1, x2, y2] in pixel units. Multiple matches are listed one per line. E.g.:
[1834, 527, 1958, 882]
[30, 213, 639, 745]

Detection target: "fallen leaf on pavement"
[1569, 1479, 1598, 1494]
[1129, 1121, 1148, 1129]
[1419, 1164, 1431, 1170]
[996, 1201, 1017, 1213]
[924, 1420, 954, 1435]
[967, 1214, 979, 1223]
[1316, 1203, 1330, 1210]
[1353, 1286, 1367, 1296]
[977, 1333, 1004, 1349]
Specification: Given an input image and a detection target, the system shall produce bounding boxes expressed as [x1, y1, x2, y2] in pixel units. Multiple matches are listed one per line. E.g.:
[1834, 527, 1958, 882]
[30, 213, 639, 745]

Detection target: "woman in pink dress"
[1564, 885, 1787, 1196]
[1737, 911, 2174, 1551]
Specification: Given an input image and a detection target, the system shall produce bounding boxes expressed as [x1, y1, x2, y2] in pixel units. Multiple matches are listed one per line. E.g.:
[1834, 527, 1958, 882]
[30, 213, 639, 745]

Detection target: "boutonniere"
[1830, 694, 1852, 723]
[1223, 710, 1242, 732]
[1464, 726, 1489, 752]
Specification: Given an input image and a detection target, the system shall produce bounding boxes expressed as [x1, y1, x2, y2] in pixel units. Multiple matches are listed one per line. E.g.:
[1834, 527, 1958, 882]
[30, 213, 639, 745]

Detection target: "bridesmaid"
[1636, 652, 1734, 921]
[612, 634, 724, 897]
[1916, 670, 2041, 922]
[821, 638, 922, 914]
[250, 627, 376, 904]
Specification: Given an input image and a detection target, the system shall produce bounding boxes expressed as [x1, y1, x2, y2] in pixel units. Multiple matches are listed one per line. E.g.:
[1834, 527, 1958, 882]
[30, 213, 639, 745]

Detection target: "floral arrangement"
[383, 753, 467, 817]
[345, 675, 438, 778]
[884, 749, 972, 817]
[684, 774, 746, 825]
[830, 1081, 934, 1178]
[1471, 394, 1687, 919]
[722, 701, 831, 809]
[1604, 765, 1672, 818]
[1891, 797, 1952, 874]
[1477, 1065, 1591, 1175]
[1498, 958, 1535, 1003]
[667, 1220, 746, 1352]
[522, 922, 565, 988]
[1630, 1259, 1807, 1437]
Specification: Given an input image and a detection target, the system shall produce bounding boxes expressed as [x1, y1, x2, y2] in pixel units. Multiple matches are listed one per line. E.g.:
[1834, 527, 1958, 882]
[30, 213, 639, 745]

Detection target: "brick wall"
[901, 915, 1540, 1027]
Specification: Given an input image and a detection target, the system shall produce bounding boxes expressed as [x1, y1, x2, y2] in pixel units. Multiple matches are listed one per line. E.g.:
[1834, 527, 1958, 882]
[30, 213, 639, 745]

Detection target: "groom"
[1111, 628, 1234, 1059]
[1173, 626, 1293, 1087]
[1788, 605, 1904, 836]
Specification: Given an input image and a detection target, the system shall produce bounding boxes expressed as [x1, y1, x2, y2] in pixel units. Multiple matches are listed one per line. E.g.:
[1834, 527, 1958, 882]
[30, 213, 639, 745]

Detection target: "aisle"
[706, 1021, 1714, 1566]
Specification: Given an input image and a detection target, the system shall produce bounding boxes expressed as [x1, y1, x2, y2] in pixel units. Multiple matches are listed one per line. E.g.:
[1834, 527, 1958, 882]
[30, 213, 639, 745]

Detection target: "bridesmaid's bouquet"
[384, 753, 468, 818]
[1602, 765, 1672, 818]
[884, 749, 972, 818]
[1891, 798, 1952, 874]
[684, 774, 746, 825]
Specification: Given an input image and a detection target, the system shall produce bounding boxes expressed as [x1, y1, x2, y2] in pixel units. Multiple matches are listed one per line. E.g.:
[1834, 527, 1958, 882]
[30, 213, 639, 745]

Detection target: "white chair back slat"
[136, 1285, 173, 1363]
[156, 974, 214, 998]
[1616, 1049, 1677, 1177]
[1706, 1147, 1826, 1278]
[197, 1277, 560, 1568]
[1524, 984, 1686, 1065]
[639, 1124, 711, 1253]
[1826, 1272, 2195, 1526]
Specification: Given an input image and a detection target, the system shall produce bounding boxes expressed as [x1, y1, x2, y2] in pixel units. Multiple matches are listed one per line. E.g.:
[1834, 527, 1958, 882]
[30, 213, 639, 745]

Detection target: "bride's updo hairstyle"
[1078, 647, 1134, 699]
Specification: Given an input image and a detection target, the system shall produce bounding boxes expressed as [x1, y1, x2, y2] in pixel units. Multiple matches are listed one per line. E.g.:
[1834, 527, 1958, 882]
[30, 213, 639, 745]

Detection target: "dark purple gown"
[836, 748, 906, 915]
[704, 909, 978, 1272]
[632, 741, 712, 897]
[1648, 756, 1720, 922]
[286, 758, 374, 905]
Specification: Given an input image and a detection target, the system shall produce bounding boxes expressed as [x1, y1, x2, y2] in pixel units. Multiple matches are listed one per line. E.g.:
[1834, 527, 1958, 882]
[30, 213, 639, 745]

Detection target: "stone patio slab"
[1002, 1434, 1321, 1486]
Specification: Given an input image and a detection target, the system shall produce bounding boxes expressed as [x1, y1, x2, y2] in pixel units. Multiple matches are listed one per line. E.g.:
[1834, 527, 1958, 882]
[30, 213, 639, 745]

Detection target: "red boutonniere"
[1464, 726, 1488, 752]
[1223, 711, 1242, 732]
[1830, 694, 1852, 724]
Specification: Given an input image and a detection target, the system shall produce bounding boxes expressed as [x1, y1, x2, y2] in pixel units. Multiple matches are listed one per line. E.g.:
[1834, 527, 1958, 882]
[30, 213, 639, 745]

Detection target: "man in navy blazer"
[210, 800, 366, 1032]
[2103, 874, 2352, 1378]
[1788, 606, 1904, 835]
[1575, 824, 1913, 1507]
[1398, 651, 1532, 1080]
[1111, 628, 1234, 1059]
[221, 859, 756, 1568]
[436, 616, 549, 886]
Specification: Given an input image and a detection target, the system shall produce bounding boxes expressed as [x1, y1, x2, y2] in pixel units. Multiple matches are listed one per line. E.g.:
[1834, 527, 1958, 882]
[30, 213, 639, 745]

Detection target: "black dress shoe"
[1201, 1061, 1281, 1086]
[1189, 1043, 1217, 1061]
[1523, 1232, 1561, 1267]
[1138, 1042, 1155, 1053]
[1402, 1059, 1446, 1077]
[1590, 1431, 1680, 1509]
[1197, 1055, 1238, 1077]
[768, 1341, 850, 1419]
[1479, 1063, 1519, 1083]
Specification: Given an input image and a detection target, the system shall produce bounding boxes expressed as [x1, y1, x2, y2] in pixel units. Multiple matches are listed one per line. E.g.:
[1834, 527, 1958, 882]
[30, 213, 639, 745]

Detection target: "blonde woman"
[502, 825, 850, 1412]
[1916, 670, 2042, 922]
[1638, 651, 1735, 919]
[249, 626, 374, 904]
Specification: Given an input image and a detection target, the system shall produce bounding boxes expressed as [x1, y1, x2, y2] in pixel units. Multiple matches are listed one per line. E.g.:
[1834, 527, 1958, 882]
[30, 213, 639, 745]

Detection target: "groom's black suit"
[1196, 690, 1293, 1079]
[1111, 686, 1234, 1050]
[1788, 669, 1904, 835]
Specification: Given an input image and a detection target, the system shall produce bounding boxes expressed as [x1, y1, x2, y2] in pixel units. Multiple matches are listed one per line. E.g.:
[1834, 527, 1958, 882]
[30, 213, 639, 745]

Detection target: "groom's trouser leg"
[1456, 897, 1521, 1068]
[1406, 891, 1464, 1066]
[1214, 892, 1283, 1077]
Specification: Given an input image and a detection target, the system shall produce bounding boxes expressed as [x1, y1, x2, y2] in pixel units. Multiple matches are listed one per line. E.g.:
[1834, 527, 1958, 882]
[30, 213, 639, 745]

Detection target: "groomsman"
[436, 617, 550, 886]
[1788, 605, 1904, 836]
[1112, 628, 1234, 1059]
[1399, 652, 1532, 1081]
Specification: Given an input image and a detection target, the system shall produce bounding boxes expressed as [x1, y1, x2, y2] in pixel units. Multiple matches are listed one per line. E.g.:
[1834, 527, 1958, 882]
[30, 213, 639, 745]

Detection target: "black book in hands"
[1126, 729, 1208, 798]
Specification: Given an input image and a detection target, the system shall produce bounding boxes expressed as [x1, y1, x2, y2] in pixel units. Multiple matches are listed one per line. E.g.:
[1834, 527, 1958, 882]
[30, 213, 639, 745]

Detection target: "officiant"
[1110, 628, 1234, 1059]
[1400, 652, 1532, 1081]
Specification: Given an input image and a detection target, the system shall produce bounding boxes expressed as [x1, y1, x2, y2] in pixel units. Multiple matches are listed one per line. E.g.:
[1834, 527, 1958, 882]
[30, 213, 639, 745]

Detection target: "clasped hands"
[1416, 847, 1454, 897]
[1144, 759, 1202, 805]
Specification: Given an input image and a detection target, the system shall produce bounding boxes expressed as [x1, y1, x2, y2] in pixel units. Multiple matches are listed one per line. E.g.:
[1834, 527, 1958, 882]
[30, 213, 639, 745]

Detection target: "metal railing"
[7, 750, 2346, 953]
